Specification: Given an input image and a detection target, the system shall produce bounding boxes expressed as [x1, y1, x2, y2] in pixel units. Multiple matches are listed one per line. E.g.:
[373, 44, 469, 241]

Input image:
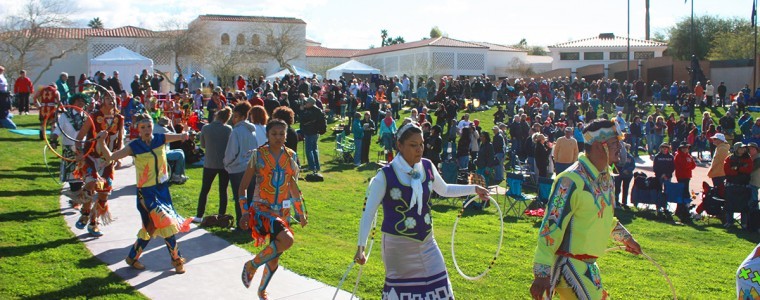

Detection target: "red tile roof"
[306, 46, 362, 58]
[549, 33, 667, 48]
[197, 14, 306, 24]
[4, 26, 173, 39]
[353, 37, 486, 57]
[470, 41, 525, 52]
[86, 26, 163, 38]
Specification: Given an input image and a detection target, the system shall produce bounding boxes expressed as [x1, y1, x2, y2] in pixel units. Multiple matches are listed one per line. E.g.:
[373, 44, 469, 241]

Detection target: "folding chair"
[333, 132, 345, 159]
[536, 177, 555, 206]
[470, 171, 507, 204]
[428, 161, 460, 207]
[504, 172, 536, 219]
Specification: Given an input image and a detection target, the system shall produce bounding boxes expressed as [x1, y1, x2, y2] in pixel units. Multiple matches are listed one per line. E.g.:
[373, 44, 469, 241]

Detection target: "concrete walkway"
[58, 163, 354, 299]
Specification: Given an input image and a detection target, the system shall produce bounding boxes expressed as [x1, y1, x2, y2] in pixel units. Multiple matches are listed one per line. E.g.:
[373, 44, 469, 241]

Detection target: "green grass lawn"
[167, 105, 760, 299]
[0, 115, 144, 300]
[2, 104, 759, 299]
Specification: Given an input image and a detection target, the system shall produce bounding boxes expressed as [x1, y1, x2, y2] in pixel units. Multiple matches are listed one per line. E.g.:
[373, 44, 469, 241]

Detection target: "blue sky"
[0, 0, 752, 49]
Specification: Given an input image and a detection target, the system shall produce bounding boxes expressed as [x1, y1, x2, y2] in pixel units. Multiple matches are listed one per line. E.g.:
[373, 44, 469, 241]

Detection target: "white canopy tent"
[265, 66, 320, 81]
[89, 46, 153, 79]
[326, 60, 380, 80]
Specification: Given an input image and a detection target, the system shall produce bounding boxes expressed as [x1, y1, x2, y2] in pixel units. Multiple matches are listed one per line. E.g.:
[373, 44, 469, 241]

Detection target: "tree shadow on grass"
[322, 162, 358, 173]
[0, 236, 79, 258]
[0, 136, 37, 142]
[0, 173, 48, 181]
[14, 166, 49, 173]
[20, 273, 138, 300]
[0, 209, 59, 223]
[0, 189, 60, 197]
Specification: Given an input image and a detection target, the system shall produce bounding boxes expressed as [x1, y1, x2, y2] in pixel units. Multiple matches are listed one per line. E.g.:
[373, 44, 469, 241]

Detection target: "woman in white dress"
[354, 123, 489, 299]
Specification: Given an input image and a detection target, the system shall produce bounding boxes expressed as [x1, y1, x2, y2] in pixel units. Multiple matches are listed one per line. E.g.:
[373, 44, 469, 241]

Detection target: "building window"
[634, 51, 655, 59]
[266, 34, 275, 46]
[252, 34, 260, 46]
[559, 52, 580, 60]
[584, 52, 603, 60]
[236, 34, 245, 46]
[221, 33, 230, 45]
[610, 52, 628, 60]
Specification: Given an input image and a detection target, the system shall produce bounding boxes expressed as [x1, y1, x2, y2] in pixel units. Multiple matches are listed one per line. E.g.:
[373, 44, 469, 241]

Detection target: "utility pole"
[645, 0, 650, 40]
[754, 0, 758, 93]
[690, 0, 695, 58]
[627, 0, 631, 83]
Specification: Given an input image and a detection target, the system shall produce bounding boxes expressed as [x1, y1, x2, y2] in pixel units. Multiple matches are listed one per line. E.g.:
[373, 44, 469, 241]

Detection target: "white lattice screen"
[457, 53, 484, 70]
[385, 56, 398, 72]
[432, 52, 454, 69]
[415, 53, 428, 68]
[141, 46, 171, 66]
[400, 54, 414, 72]
[91, 43, 138, 58]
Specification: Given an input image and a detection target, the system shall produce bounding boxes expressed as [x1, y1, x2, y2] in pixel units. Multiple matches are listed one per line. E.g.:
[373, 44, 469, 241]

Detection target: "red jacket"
[674, 150, 696, 179]
[13, 76, 33, 94]
[723, 155, 753, 178]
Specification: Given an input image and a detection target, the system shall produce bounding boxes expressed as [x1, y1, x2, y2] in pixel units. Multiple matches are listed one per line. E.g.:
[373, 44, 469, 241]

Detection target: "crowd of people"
[3, 64, 760, 299]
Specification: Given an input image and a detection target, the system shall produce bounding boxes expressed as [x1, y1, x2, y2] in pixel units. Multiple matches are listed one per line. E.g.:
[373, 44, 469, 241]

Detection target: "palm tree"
[88, 17, 104, 29]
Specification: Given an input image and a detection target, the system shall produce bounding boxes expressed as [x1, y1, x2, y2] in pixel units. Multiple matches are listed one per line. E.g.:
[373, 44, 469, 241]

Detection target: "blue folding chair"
[664, 181, 691, 205]
[536, 177, 555, 206]
[504, 172, 536, 218]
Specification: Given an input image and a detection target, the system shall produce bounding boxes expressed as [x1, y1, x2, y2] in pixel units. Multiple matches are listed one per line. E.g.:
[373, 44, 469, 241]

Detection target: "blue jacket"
[615, 153, 636, 179]
[352, 119, 364, 140]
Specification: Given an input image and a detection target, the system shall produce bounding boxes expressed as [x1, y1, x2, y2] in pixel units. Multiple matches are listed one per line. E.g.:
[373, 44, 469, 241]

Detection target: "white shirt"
[516, 96, 526, 107]
[254, 123, 267, 146]
[706, 84, 715, 96]
[457, 120, 471, 133]
[357, 156, 476, 246]
[0, 74, 7, 92]
[53, 111, 85, 146]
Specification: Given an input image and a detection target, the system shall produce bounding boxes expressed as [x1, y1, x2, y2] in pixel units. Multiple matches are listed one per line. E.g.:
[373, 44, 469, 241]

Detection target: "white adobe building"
[305, 37, 531, 81]
[14, 15, 308, 89]
[548, 33, 667, 77]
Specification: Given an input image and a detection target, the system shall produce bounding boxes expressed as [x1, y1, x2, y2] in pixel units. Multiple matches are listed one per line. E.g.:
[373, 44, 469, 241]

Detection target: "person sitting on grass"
[153, 117, 189, 184]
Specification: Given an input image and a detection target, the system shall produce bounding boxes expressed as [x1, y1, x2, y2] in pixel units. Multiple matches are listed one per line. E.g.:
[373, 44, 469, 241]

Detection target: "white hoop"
[605, 245, 677, 300]
[451, 195, 504, 281]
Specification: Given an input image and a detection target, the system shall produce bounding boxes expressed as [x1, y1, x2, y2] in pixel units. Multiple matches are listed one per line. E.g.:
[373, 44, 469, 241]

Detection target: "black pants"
[196, 168, 229, 218]
[361, 135, 371, 163]
[614, 176, 632, 205]
[16, 93, 30, 113]
[229, 171, 255, 226]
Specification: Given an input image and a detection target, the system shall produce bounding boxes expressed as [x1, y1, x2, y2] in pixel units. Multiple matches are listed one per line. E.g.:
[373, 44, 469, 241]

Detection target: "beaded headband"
[582, 122, 623, 145]
[396, 123, 421, 141]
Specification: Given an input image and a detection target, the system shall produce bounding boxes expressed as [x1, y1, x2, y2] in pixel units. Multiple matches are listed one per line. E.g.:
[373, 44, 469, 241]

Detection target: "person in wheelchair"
[723, 142, 754, 228]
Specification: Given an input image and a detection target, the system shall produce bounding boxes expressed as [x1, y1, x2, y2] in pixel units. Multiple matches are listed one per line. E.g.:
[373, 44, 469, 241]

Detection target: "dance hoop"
[42, 146, 63, 185]
[42, 105, 96, 162]
[333, 210, 378, 300]
[605, 245, 677, 300]
[451, 195, 504, 281]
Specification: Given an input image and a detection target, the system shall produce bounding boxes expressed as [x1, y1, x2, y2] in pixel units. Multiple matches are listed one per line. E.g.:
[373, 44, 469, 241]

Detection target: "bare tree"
[155, 19, 210, 78]
[0, 0, 84, 85]
[247, 23, 303, 74]
[205, 45, 258, 88]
